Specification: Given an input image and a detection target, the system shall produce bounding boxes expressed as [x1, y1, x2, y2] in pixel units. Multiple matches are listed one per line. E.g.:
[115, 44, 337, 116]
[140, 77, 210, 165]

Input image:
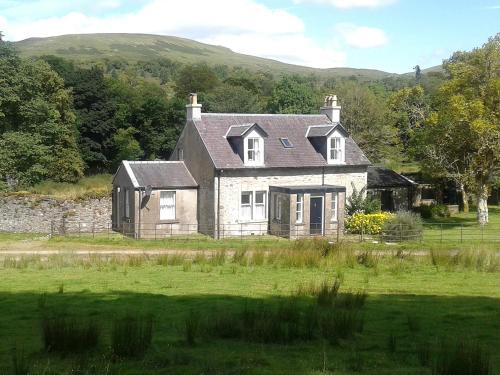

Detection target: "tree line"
[0, 33, 498, 223]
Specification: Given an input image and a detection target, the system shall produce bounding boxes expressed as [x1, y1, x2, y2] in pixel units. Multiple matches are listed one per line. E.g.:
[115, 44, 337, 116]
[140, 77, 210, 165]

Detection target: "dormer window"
[328, 135, 344, 164]
[243, 129, 265, 166]
[247, 138, 261, 163]
[226, 123, 267, 167]
[330, 137, 341, 161]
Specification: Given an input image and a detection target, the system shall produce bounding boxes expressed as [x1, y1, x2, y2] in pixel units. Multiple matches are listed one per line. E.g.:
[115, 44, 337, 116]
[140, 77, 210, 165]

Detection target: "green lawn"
[0, 246, 499, 374]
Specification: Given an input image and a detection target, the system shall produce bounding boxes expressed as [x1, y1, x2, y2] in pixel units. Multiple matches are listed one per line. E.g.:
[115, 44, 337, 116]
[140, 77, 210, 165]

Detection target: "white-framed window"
[241, 191, 253, 220]
[275, 195, 282, 220]
[124, 188, 130, 218]
[329, 137, 342, 162]
[254, 191, 267, 220]
[247, 138, 261, 162]
[331, 192, 338, 222]
[160, 191, 176, 220]
[241, 191, 267, 221]
[296, 193, 303, 223]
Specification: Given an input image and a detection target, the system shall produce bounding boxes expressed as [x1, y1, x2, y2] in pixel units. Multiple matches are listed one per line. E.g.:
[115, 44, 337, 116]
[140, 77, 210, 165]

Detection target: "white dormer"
[244, 129, 264, 166]
[225, 123, 267, 167]
[327, 129, 345, 164]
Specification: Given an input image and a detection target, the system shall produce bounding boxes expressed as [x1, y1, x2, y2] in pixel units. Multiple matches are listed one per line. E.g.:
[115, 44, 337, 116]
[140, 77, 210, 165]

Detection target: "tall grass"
[11, 347, 30, 375]
[433, 338, 492, 375]
[111, 314, 153, 357]
[28, 174, 112, 200]
[184, 310, 200, 346]
[41, 316, 100, 353]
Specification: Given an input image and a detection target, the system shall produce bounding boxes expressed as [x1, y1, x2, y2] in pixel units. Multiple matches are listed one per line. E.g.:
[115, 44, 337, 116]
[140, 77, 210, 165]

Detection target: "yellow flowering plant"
[345, 212, 393, 235]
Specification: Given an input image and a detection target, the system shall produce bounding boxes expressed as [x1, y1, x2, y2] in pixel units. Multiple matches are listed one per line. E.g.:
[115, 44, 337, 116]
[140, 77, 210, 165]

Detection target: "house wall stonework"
[215, 167, 366, 236]
[171, 121, 215, 235]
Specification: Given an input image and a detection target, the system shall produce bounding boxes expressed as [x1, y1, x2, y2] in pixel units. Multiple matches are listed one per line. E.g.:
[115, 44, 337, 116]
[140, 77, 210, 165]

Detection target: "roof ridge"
[202, 113, 328, 117]
[126, 160, 184, 164]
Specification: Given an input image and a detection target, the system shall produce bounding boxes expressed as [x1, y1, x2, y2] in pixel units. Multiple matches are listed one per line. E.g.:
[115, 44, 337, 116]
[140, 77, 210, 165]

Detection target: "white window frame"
[241, 191, 253, 221]
[327, 133, 345, 164]
[244, 131, 264, 166]
[254, 191, 267, 220]
[124, 188, 130, 218]
[296, 193, 303, 224]
[331, 192, 338, 222]
[160, 191, 176, 221]
[276, 196, 282, 221]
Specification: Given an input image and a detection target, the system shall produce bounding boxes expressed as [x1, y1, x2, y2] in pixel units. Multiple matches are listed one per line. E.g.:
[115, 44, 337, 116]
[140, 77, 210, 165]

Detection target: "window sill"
[238, 219, 267, 224]
[158, 220, 180, 224]
[294, 223, 305, 226]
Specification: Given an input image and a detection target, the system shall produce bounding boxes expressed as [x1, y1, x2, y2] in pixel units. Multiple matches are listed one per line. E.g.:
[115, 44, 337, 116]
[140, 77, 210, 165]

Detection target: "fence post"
[50, 220, 54, 237]
[92, 222, 95, 239]
[78, 222, 81, 237]
[399, 223, 402, 243]
[360, 223, 364, 242]
[481, 224, 484, 242]
[240, 223, 243, 242]
[336, 223, 340, 243]
[460, 224, 463, 243]
[154, 224, 157, 241]
[440, 224, 443, 243]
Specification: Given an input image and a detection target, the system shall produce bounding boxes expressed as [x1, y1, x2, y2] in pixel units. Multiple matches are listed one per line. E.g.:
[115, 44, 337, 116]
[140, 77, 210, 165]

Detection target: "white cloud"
[293, 0, 396, 9]
[336, 23, 388, 48]
[0, 0, 347, 68]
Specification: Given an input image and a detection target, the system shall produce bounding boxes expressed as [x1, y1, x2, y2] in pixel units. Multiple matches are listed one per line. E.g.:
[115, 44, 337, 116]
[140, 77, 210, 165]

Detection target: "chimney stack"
[320, 94, 341, 122]
[186, 93, 202, 121]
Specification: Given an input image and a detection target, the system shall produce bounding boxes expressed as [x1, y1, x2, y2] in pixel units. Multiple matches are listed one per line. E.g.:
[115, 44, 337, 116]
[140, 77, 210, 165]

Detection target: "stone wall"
[0, 195, 112, 234]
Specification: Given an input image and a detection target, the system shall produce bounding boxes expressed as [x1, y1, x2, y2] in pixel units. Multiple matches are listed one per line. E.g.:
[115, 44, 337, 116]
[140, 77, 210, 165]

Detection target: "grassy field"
[0, 241, 498, 374]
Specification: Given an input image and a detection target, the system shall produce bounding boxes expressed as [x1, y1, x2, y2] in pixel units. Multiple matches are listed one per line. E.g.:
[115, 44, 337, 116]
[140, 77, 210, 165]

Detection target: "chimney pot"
[320, 94, 341, 122]
[186, 93, 202, 121]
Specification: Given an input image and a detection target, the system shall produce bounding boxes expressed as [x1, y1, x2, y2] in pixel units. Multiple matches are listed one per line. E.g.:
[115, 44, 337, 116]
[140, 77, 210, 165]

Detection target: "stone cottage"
[112, 94, 371, 239]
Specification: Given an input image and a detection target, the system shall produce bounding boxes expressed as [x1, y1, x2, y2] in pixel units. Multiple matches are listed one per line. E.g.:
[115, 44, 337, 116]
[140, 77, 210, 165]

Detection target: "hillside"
[14, 33, 399, 80]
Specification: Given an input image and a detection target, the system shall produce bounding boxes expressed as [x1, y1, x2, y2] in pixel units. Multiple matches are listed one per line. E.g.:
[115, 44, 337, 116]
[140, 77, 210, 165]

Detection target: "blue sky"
[0, 0, 498, 73]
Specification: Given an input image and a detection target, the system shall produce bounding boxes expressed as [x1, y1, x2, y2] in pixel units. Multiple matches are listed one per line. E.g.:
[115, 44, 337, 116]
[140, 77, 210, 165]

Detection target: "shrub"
[431, 204, 451, 218]
[433, 338, 492, 375]
[417, 203, 450, 219]
[382, 211, 423, 241]
[345, 212, 393, 235]
[42, 316, 100, 353]
[345, 182, 381, 215]
[111, 314, 153, 357]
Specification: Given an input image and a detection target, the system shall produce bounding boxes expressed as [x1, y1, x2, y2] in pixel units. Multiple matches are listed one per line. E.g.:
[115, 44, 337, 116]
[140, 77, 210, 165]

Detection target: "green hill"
[14, 33, 400, 80]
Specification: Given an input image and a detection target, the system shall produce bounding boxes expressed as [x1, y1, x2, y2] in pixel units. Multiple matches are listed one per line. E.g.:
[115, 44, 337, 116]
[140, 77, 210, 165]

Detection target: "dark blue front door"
[310, 196, 323, 235]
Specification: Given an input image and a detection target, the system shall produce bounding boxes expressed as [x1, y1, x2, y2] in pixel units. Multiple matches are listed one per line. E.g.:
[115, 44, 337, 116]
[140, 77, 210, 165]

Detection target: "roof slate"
[127, 161, 198, 188]
[193, 114, 370, 169]
[367, 166, 415, 188]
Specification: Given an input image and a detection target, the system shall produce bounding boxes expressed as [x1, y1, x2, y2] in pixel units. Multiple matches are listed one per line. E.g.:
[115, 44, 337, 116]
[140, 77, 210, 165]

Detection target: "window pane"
[248, 138, 254, 149]
[331, 193, 338, 221]
[160, 191, 175, 220]
[296, 194, 303, 223]
[255, 191, 265, 204]
[241, 192, 251, 205]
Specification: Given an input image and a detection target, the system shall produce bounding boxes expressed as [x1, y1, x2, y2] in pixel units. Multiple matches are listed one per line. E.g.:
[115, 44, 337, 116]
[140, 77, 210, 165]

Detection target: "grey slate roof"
[193, 113, 370, 169]
[367, 166, 415, 188]
[126, 161, 197, 188]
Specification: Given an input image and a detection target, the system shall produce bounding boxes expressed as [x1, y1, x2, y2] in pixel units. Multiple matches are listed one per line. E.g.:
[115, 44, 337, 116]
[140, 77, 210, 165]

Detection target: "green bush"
[416, 203, 450, 219]
[431, 204, 451, 218]
[346, 183, 381, 215]
[382, 211, 423, 242]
